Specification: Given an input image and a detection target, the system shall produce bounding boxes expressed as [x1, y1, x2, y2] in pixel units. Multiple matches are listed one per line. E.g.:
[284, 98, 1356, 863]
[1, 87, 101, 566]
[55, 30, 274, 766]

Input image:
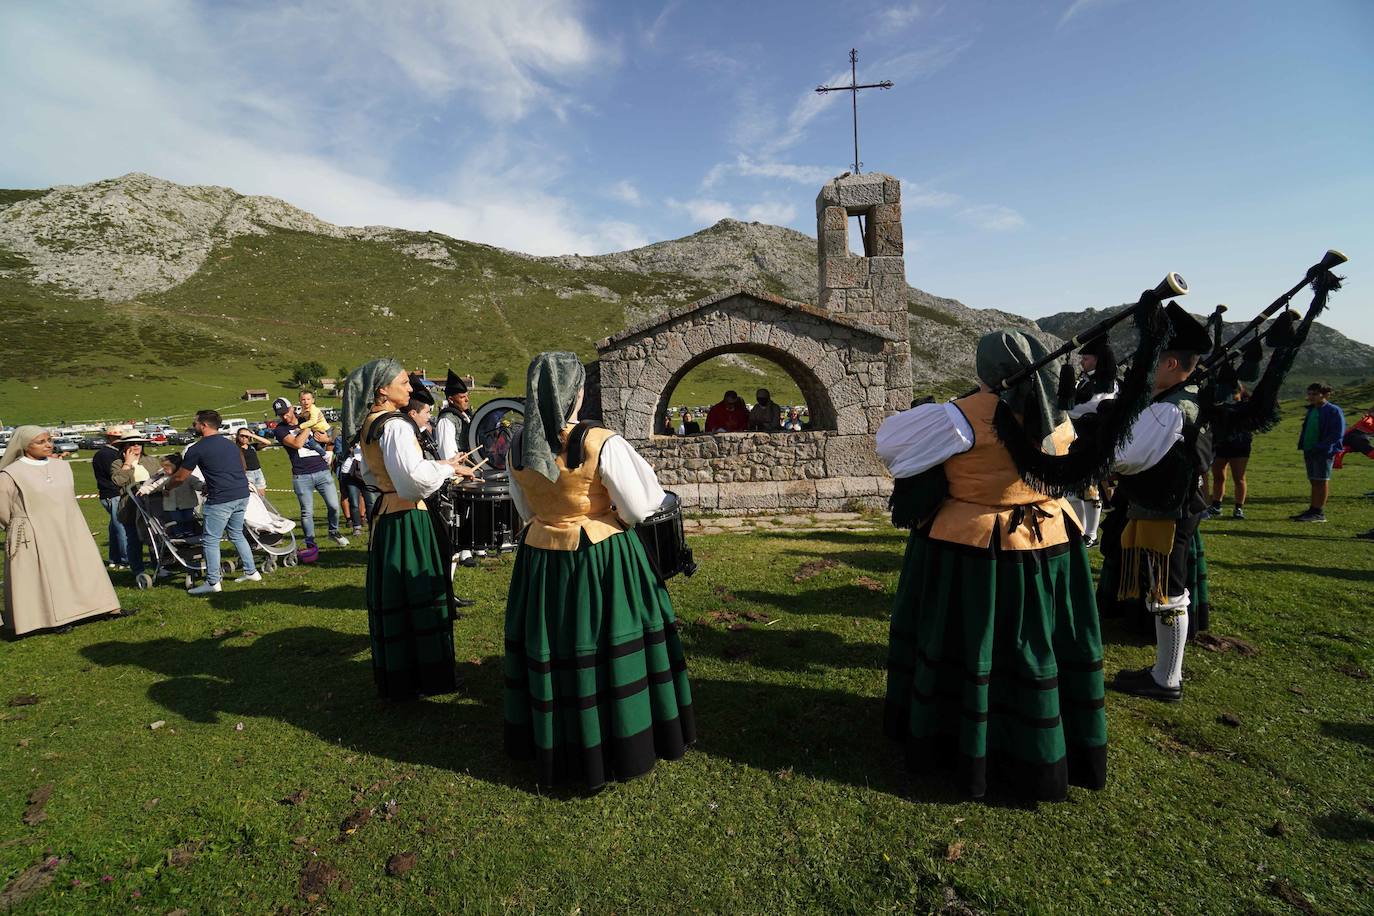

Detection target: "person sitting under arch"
[748, 388, 781, 431]
[705, 390, 749, 433]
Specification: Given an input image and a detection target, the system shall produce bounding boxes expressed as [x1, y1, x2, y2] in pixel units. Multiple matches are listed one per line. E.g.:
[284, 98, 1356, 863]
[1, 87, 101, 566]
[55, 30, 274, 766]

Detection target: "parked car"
[52, 437, 80, 456]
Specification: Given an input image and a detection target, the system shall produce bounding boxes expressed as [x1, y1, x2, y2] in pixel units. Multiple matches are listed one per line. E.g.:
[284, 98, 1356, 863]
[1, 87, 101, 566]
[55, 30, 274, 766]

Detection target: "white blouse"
[1112, 402, 1185, 475]
[1068, 382, 1119, 419]
[507, 434, 669, 527]
[361, 420, 453, 501]
[875, 402, 976, 479]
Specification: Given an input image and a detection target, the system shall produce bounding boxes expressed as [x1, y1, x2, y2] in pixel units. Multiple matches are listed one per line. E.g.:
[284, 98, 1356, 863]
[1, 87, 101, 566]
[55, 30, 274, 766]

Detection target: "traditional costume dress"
[344, 359, 460, 701]
[1065, 337, 1118, 547]
[878, 333, 1111, 802]
[503, 352, 695, 789]
[0, 427, 121, 636]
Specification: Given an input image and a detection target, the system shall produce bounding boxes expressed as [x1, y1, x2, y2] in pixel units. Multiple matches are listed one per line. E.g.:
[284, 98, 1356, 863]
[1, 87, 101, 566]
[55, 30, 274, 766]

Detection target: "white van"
[219, 418, 249, 435]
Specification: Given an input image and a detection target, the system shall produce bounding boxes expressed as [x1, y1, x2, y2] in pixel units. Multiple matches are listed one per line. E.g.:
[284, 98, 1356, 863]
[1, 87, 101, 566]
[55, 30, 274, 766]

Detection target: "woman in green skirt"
[503, 352, 695, 790]
[343, 359, 475, 701]
[876, 324, 1170, 801]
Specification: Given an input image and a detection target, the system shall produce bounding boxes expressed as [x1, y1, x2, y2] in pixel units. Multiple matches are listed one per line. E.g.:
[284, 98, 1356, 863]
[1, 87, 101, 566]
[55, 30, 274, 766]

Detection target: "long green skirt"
[365, 508, 456, 700]
[1097, 509, 1211, 638]
[885, 528, 1108, 801]
[504, 530, 695, 790]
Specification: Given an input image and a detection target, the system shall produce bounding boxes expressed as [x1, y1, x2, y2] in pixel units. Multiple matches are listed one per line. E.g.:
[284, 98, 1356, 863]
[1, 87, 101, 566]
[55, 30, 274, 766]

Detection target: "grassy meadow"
[1, 409, 1372, 914]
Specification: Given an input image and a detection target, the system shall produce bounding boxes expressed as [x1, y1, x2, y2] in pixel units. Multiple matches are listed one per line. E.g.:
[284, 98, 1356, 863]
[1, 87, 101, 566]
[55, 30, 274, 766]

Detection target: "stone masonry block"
[883, 177, 900, 204]
[822, 206, 847, 231]
[824, 434, 888, 478]
[824, 258, 869, 289]
[869, 256, 906, 275]
[837, 181, 884, 211]
[822, 228, 848, 258]
[779, 479, 819, 509]
[873, 220, 903, 257]
[872, 202, 901, 226]
[719, 481, 781, 511]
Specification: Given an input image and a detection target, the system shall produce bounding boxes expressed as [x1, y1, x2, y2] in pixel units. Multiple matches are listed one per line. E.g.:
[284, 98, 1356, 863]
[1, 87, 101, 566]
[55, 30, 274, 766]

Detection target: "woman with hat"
[0, 427, 129, 636]
[503, 351, 695, 790]
[343, 360, 476, 701]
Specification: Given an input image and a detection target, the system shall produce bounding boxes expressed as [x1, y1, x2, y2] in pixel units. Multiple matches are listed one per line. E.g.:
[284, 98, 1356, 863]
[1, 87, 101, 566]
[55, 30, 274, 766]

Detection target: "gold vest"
[511, 425, 625, 551]
[928, 393, 1081, 550]
[360, 409, 428, 516]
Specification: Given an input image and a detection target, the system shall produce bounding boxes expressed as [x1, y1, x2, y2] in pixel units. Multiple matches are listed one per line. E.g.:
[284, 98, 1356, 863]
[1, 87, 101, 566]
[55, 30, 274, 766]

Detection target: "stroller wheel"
[282, 553, 299, 568]
[220, 559, 237, 577]
[135, 572, 154, 590]
[262, 556, 277, 573]
[183, 574, 195, 589]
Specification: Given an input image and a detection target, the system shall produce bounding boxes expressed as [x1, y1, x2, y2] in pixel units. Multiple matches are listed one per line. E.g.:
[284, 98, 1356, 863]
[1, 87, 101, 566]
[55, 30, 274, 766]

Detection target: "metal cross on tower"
[815, 49, 893, 174]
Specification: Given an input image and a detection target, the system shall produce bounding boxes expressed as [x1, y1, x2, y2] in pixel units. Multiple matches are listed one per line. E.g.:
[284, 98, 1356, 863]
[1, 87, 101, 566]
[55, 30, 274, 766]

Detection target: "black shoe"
[1111, 666, 1183, 702]
[459, 555, 478, 568]
[454, 597, 476, 608]
[1293, 509, 1327, 523]
[1355, 528, 1374, 540]
[1232, 506, 1245, 520]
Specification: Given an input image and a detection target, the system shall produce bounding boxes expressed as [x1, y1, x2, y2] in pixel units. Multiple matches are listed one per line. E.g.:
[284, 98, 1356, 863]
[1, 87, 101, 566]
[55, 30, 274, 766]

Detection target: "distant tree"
[288, 361, 328, 387]
[489, 370, 510, 388]
[338, 366, 351, 380]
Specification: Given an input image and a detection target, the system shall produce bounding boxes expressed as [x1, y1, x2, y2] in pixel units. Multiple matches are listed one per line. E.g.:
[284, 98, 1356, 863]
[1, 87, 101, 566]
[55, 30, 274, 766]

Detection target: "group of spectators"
[666, 388, 808, 436]
[1204, 381, 1374, 534]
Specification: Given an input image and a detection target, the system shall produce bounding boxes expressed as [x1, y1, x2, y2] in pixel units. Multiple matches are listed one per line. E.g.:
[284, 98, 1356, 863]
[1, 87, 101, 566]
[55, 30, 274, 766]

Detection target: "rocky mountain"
[1038, 305, 1374, 387]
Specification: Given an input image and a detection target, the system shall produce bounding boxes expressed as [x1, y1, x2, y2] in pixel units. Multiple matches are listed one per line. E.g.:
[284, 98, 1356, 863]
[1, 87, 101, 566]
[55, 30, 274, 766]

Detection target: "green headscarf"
[975, 330, 1068, 454]
[514, 351, 586, 483]
[342, 357, 406, 447]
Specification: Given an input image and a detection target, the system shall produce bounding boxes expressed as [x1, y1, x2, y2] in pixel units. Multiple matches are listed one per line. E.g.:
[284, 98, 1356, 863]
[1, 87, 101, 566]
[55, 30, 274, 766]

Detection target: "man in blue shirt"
[1293, 383, 1346, 523]
[272, 398, 347, 548]
[168, 409, 259, 595]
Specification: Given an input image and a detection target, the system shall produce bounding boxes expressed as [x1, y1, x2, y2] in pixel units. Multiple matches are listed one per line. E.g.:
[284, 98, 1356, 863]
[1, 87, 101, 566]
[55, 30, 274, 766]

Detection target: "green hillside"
[0, 228, 801, 426]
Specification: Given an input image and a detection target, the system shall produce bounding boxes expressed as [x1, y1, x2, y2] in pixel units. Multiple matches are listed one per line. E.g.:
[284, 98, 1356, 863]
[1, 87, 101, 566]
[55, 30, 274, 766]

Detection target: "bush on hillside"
[287, 361, 328, 388]
[489, 370, 510, 388]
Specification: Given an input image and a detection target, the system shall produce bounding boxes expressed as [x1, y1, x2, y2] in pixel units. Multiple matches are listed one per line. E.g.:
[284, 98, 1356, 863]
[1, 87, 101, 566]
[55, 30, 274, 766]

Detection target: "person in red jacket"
[704, 390, 749, 433]
[1333, 405, 1374, 469]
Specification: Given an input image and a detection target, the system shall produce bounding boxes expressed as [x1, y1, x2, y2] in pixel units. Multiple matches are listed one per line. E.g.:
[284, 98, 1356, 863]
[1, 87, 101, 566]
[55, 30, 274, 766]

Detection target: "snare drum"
[634, 491, 697, 581]
[452, 480, 521, 552]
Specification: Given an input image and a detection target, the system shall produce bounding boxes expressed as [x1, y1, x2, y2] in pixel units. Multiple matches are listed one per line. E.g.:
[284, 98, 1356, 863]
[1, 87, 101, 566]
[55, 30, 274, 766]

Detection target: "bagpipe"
[1160, 249, 1347, 436]
[891, 273, 1182, 527]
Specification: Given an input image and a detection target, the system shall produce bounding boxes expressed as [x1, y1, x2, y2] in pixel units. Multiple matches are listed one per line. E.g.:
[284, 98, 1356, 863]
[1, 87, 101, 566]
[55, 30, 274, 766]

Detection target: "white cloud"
[1059, 0, 1125, 28]
[643, 1, 680, 47]
[701, 155, 840, 190]
[959, 205, 1026, 231]
[609, 180, 644, 206]
[871, 2, 923, 34]
[0, 1, 642, 256]
[666, 197, 798, 226]
[903, 185, 962, 209]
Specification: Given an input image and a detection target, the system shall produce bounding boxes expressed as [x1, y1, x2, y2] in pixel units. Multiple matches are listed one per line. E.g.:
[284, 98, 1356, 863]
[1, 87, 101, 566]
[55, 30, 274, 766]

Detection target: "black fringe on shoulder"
[993, 302, 1171, 498]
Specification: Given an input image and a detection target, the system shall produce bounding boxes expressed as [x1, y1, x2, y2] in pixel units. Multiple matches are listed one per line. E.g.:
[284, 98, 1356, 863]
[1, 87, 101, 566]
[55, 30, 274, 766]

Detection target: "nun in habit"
[0, 426, 125, 636]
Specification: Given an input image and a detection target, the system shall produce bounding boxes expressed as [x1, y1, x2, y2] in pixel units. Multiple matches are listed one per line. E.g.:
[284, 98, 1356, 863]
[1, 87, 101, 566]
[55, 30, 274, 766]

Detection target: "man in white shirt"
[433, 369, 478, 568]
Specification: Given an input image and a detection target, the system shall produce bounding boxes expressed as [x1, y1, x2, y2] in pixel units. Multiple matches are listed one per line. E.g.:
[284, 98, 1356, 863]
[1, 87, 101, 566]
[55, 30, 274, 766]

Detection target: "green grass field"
[1, 411, 1372, 914]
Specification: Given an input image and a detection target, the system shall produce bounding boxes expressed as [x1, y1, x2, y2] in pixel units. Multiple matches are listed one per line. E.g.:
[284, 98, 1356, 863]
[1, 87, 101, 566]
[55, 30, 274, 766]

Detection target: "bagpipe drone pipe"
[1166, 249, 1348, 437]
[889, 273, 1183, 527]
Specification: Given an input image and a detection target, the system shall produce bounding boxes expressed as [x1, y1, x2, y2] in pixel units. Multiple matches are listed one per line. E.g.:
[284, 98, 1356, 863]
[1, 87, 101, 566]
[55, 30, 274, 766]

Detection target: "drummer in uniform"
[503, 351, 695, 789]
[434, 369, 477, 567]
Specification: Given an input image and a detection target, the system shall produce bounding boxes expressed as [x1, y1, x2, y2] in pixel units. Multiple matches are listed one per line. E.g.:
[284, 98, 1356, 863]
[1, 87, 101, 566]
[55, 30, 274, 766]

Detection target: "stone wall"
[589, 173, 916, 516]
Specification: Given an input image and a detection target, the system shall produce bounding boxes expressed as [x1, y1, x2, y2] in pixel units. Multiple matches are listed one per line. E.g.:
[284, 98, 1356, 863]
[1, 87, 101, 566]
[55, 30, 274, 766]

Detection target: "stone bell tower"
[816, 172, 912, 411]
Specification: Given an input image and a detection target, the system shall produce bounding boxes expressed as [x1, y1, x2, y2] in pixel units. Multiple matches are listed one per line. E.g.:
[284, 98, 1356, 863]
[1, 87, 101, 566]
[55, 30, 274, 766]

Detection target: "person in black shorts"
[1209, 384, 1253, 519]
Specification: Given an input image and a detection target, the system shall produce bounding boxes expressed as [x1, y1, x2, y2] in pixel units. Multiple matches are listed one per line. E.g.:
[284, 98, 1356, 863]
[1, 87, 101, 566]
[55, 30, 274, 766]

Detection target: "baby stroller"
[242, 490, 299, 572]
[125, 489, 208, 590]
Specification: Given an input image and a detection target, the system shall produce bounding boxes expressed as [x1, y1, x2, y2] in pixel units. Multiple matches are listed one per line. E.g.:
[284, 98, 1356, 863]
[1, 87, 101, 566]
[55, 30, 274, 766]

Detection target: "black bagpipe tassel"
[1266, 310, 1302, 348]
[1237, 337, 1264, 381]
[1056, 361, 1078, 410]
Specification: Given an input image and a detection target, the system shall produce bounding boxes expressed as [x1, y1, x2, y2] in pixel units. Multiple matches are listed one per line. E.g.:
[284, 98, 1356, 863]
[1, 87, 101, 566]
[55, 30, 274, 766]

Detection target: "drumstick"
[468, 457, 490, 473]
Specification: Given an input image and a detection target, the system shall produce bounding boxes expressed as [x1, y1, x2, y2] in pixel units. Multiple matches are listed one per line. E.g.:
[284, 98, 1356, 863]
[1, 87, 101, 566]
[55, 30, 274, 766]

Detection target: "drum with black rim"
[634, 491, 697, 582]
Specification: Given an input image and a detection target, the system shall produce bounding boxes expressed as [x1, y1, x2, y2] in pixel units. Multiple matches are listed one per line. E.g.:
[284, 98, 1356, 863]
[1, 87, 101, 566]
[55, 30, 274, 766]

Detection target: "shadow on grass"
[1319, 720, 1374, 750]
[1311, 811, 1374, 843]
[763, 529, 907, 548]
[691, 676, 1040, 808]
[777, 548, 905, 575]
[681, 624, 886, 673]
[734, 586, 893, 619]
[1207, 560, 1373, 583]
[80, 626, 531, 792]
[201, 584, 368, 612]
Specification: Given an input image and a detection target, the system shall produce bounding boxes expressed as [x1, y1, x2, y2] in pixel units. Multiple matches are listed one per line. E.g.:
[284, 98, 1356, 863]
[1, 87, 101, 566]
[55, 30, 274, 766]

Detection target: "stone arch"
[651, 342, 837, 436]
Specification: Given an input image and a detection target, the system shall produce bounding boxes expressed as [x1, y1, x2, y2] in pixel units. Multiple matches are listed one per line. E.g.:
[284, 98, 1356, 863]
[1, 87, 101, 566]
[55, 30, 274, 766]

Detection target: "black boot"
[1111, 666, 1182, 702]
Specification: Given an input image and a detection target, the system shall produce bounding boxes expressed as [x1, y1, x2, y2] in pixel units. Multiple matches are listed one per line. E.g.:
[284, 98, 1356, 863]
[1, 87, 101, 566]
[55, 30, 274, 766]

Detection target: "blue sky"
[2, 0, 1371, 342]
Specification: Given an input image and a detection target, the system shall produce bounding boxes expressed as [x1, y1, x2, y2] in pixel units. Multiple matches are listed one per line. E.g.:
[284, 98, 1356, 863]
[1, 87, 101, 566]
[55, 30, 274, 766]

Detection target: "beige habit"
[0, 457, 121, 635]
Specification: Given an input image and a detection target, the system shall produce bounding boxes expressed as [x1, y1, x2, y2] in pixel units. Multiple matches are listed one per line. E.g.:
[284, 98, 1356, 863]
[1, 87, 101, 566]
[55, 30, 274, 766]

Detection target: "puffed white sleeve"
[599, 435, 669, 525]
[875, 402, 975, 478]
[1068, 383, 1118, 419]
[434, 416, 459, 460]
[507, 472, 533, 524]
[379, 421, 452, 501]
[1112, 402, 1184, 474]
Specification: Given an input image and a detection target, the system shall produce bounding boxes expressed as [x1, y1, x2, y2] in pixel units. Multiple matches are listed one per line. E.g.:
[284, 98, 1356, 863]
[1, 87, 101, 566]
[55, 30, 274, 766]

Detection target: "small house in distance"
[242, 388, 269, 401]
[318, 377, 338, 395]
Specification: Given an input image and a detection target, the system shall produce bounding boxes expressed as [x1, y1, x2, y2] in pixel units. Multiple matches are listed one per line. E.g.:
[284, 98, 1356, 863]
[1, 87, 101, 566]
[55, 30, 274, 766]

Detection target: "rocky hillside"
[1038, 305, 1374, 388]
